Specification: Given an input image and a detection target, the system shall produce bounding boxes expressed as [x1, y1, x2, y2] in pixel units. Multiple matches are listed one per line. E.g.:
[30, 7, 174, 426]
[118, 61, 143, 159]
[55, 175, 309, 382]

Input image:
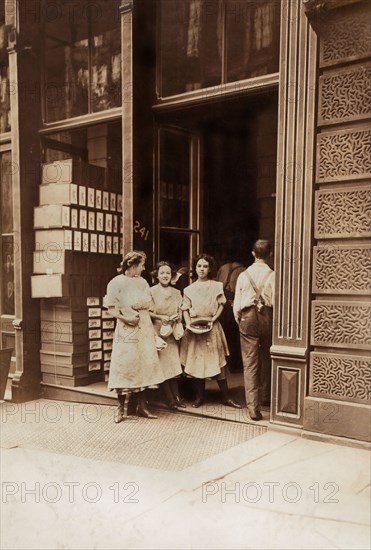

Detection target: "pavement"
[0, 398, 370, 550]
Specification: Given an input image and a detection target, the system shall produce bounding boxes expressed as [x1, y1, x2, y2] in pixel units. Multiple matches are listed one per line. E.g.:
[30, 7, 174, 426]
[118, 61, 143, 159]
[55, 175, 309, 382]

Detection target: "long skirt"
[180, 321, 229, 379]
[108, 310, 166, 393]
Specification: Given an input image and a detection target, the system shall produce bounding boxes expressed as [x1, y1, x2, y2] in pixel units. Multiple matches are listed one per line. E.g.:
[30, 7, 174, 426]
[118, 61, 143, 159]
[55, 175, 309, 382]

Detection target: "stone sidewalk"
[1, 399, 370, 549]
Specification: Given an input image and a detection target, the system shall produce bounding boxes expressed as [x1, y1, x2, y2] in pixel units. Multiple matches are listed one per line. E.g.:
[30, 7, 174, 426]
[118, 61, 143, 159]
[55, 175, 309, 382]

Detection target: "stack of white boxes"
[32, 159, 121, 387]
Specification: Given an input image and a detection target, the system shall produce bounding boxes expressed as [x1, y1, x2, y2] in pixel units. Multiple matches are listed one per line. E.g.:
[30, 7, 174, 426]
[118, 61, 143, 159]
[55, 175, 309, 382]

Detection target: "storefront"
[0, 0, 369, 442]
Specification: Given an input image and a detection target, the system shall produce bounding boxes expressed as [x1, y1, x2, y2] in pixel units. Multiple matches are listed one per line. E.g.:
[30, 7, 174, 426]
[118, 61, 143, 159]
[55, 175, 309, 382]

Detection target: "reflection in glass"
[159, 131, 190, 228]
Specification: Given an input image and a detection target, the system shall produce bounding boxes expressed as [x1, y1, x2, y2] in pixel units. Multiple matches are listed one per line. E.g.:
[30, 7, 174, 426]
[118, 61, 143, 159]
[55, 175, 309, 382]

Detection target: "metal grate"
[0, 400, 266, 471]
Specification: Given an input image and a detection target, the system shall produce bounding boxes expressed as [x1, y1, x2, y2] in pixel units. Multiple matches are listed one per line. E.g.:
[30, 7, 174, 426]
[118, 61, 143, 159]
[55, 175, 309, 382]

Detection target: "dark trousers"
[238, 306, 273, 415]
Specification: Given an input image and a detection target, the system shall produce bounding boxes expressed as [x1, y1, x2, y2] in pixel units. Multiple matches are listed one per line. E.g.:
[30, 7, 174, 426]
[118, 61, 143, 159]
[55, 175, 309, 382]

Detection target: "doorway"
[156, 92, 278, 269]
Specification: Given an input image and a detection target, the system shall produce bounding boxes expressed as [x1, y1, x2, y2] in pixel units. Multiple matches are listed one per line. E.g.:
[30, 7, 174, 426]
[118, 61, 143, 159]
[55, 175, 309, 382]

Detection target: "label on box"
[87, 297, 100, 306]
[90, 233, 97, 253]
[101, 309, 113, 319]
[113, 236, 119, 255]
[82, 232, 89, 252]
[102, 191, 109, 211]
[112, 215, 118, 233]
[105, 213, 112, 233]
[90, 350, 102, 361]
[89, 339, 102, 350]
[104, 351, 112, 361]
[87, 188, 95, 208]
[62, 206, 70, 226]
[103, 341, 113, 350]
[98, 234, 105, 254]
[88, 318, 101, 328]
[71, 184, 78, 204]
[110, 193, 116, 211]
[104, 362, 110, 371]
[106, 236, 112, 254]
[88, 211, 95, 231]
[96, 212, 104, 232]
[78, 185, 86, 206]
[120, 237, 123, 255]
[120, 217, 123, 232]
[64, 229, 73, 250]
[88, 361, 102, 372]
[103, 330, 114, 340]
[74, 230, 82, 251]
[88, 307, 101, 317]
[79, 209, 87, 229]
[95, 190, 102, 209]
[89, 329, 102, 340]
[71, 208, 78, 228]
[117, 194, 122, 212]
[102, 320, 115, 330]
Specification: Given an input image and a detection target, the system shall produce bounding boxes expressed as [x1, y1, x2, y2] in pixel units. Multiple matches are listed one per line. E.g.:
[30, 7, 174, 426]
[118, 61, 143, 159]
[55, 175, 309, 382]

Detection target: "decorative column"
[303, 0, 371, 441]
[8, 0, 42, 401]
[120, 0, 133, 254]
[270, 0, 318, 427]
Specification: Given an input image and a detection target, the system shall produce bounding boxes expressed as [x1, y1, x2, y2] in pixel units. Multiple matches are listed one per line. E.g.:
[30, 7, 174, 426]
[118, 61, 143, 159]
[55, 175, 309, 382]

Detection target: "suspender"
[245, 270, 271, 305]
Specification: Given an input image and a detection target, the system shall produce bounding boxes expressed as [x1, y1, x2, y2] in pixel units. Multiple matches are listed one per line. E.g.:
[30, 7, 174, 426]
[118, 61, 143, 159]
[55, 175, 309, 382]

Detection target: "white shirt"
[233, 262, 275, 322]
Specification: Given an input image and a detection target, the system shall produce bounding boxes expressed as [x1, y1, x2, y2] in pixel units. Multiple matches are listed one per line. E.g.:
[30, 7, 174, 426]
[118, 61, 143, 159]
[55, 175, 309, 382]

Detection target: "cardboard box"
[89, 339, 102, 350]
[31, 274, 70, 298]
[41, 371, 103, 387]
[39, 183, 78, 206]
[88, 318, 101, 328]
[35, 229, 73, 252]
[42, 159, 105, 187]
[88, 361, 102, 372]
[40, 320, 87, 344]
[33, 250, 75, 275]
[34, 205, 70, 229]
[87, 297, 100, 306]
[41, 341, 88, 353]
[40, 350, 88, 366]
[40, 363, 88, 376]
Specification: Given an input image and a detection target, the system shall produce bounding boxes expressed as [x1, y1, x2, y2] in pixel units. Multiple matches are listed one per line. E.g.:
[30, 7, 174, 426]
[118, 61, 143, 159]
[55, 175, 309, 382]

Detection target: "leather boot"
[217, 379, 242, 408]
[114, 395, 128, 423]
[192, 379, 205, 408]
[136, 392, 158, 419]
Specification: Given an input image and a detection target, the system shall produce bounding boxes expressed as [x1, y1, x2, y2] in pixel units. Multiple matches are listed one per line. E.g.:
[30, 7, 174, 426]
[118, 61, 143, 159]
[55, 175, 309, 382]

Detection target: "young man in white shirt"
[233, 240, 274, 421]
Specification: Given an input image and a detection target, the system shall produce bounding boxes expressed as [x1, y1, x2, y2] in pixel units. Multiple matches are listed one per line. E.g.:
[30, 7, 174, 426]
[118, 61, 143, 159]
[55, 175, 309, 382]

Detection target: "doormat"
[0, 400, 266, 471]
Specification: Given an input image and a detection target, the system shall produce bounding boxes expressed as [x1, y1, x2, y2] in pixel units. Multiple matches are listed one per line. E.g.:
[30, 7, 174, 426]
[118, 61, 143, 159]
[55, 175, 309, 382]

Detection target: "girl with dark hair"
[103, 250, 166, 423]
[149, 261, 186, 409]
[180, 253, 242, 409]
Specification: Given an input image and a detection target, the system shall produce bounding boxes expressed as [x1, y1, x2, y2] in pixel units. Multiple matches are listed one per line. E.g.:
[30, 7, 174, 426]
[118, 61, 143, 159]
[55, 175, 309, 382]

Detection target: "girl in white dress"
[104, 251, 166, 422]
[150, 261, 186, 409]
[180, 254, 242, 409]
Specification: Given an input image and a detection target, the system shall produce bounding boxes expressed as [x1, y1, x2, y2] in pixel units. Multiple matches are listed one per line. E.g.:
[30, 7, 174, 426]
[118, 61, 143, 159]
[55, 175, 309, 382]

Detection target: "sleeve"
[103, 278, 120, 308]
[268, 271, 275, 308]
[215, 281, 226, 305]
[141, 280, 154, 310]
[148, 287, 156, 313]
[233, 273, 243, 321]
[180, 290, 192, 311]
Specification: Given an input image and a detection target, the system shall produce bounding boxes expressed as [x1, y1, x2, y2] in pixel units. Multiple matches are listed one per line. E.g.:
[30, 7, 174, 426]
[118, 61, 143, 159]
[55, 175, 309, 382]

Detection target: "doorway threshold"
[40, 373, 270, 426]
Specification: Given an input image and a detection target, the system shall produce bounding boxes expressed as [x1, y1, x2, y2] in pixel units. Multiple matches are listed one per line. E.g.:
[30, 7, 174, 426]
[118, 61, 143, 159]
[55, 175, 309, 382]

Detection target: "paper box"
[34, 205, 70, 229]
[39, 183, 78, 206]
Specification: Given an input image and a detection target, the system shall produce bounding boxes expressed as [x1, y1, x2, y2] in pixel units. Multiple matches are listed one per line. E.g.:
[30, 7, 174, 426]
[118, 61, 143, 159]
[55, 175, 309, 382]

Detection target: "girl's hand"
[160, 315, 170, 324]
[169, 313, 180, 322]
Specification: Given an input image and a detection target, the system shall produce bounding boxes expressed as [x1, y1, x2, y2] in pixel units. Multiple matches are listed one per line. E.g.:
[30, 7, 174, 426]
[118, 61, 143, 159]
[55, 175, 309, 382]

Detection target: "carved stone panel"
[310, 352, 371, 403]
[319, 2, 371, 67]
[312, 301, 371, 349]
[316, 126, 371, 183]
[276, 366, 300, 417]
[313, 245, 371, 294]
[319, 63, 371, 126]
[314, 187, 371, 239]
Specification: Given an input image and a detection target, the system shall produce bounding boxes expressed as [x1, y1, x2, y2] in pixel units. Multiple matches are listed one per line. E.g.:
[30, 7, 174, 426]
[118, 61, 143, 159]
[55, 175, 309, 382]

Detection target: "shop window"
[44, 0, 121, 122]
[157, 128, 200, 271]
[0, 151, 14, 316]
[0, 13, 10, 132]
[158, 0, 280, 97]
